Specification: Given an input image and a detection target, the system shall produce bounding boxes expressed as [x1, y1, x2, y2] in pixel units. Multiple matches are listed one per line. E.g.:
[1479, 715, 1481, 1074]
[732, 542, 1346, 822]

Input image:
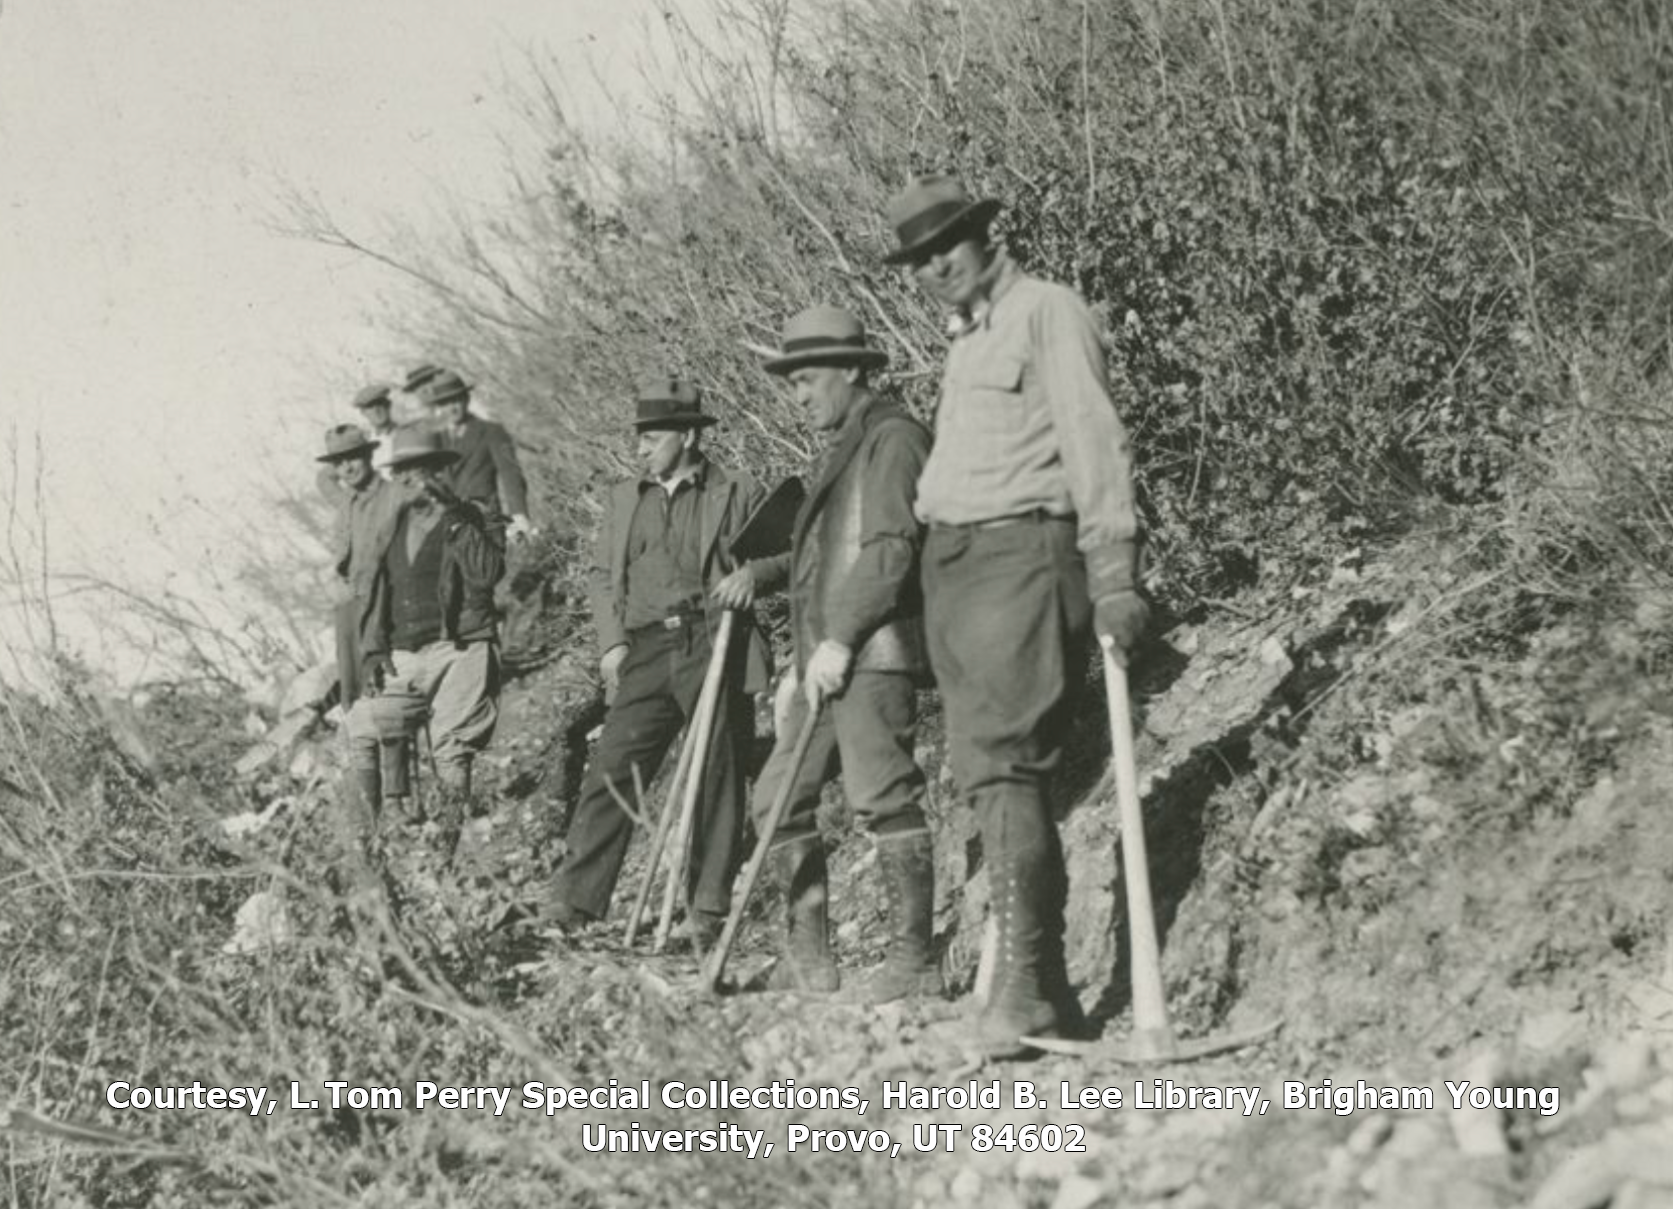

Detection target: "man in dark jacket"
[343, 426, 507, 813]
[543, 379, 772, 947]
[745, 305, 940, 1001]
[422, 370, 535, 544]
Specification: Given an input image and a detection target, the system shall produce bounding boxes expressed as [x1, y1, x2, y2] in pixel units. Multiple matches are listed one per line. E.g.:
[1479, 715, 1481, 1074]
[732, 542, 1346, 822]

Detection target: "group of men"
[534, 174, 1145, 1059]
[311, 174, 1142, 1058]
[313, 368, 532, 836]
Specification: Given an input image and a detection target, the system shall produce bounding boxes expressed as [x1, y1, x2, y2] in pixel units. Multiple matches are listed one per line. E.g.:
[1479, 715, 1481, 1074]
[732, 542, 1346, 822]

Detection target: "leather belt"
[935, 509, 1076, 532]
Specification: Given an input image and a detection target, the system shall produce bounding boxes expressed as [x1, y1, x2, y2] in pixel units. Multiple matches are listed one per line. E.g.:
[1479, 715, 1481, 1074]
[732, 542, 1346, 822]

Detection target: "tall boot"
[844, 830, 943, 1004]
[973, 791, 1064, 1058]
[769, 837, 839, 993]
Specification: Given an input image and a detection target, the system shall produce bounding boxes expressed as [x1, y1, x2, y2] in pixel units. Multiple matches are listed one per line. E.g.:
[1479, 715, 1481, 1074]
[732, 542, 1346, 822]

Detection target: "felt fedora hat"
[634, 377, 717, 430]
[403, 363, 446, 393]
[763, 305, 889, 376]
[421, 370, 473, 407]
[881, 174, 1002, 265]
[316, 423, 378, 463]
[351, 383, 394, 410]
[383, 425, 460, 470]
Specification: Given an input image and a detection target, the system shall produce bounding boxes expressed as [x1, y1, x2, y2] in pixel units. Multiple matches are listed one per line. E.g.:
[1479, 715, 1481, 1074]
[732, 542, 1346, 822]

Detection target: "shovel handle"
[1103, 641, 1175, 1058]
[701, 700, 823, 991]
[621, 716, 700, 946]
[654, 610, 737, 953]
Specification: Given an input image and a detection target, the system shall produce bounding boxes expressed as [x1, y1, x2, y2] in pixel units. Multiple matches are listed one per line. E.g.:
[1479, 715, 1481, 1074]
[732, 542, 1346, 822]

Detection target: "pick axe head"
[729, 476, 806, 562]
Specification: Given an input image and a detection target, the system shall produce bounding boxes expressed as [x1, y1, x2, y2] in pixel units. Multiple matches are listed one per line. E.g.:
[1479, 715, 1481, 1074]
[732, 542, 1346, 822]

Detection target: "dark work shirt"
[622, 463, 707, 632]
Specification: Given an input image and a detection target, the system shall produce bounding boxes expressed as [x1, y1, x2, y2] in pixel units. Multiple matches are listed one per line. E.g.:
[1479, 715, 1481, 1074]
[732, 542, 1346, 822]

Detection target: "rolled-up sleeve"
[1031, 287, 1139, 588]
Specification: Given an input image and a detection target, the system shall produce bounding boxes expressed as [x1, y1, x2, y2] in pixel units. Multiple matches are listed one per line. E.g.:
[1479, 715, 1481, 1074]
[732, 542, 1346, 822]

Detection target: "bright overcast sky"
[0, 0, 691, 686]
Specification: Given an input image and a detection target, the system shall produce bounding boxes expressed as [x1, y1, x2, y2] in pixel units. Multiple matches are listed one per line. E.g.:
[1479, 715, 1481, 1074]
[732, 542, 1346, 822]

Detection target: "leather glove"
[600, 644, 628, 705]
[363, 653, 397, 695]
[1094, 590, 1148, 663]
[803, 639, 853, 709]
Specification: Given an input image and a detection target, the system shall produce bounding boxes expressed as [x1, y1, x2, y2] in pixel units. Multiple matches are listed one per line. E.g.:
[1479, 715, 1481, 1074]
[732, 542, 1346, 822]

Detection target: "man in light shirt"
[882, 174, 1148, 1058]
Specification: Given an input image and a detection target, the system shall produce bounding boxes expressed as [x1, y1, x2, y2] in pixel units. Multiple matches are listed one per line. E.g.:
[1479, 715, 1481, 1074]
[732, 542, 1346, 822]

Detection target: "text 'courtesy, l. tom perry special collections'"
[101, 1076, 1563, 1159]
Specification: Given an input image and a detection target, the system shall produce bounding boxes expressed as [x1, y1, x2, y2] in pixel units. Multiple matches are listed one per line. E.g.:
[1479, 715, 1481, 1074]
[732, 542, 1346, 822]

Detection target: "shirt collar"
[947, 251, 1019, 337]
[641, 454, 708, 495]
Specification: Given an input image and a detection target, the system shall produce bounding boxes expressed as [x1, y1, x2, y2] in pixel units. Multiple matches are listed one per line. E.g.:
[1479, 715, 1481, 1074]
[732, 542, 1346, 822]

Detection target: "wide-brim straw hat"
[634, 377, 717, 430]
[383, 424, 460, 470]
[882, 174, 1002, 265]
[763, 305, 889, 376]
[316, 423, 377, 463]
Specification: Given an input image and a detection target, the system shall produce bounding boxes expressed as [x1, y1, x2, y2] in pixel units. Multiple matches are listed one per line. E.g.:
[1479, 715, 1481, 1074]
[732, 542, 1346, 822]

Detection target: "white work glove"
[600, 643, 628, 705]
[802, 639, 853, 710]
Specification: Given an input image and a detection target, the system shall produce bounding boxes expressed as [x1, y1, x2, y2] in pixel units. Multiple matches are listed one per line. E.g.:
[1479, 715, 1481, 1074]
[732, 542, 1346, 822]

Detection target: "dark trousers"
[921, 515, 1090, 871]
[553, 619, 749, 920]
[750, 669, 927, 847]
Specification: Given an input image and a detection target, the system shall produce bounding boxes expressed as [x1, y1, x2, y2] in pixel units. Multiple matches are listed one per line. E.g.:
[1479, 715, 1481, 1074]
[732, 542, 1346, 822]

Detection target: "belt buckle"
[662, 613, 689, 631]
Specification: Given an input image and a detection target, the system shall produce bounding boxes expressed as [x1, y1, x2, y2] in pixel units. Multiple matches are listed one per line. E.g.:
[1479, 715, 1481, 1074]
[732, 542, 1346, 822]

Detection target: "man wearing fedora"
[745, 305, 940, 1000]
[314, 423, 389, 710]
[421, 370, 535, 544]
[543, 379, 772, 946]
[881, 174, 1148, 1056]
[342, 425, 508, 817]
[350, 383, 400, 479]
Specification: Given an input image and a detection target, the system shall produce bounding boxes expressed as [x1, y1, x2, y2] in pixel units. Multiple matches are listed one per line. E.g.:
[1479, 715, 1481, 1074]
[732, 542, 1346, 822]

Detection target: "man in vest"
[343, 426, 507, 823]
[881, 174, 1148, 1057]
[543, 380, 772, 949]
[745, 305, 941, 1001]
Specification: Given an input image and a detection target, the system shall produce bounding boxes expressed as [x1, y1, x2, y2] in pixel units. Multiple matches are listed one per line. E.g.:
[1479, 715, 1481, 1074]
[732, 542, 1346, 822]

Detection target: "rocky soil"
[193, 539, 1673, 1207]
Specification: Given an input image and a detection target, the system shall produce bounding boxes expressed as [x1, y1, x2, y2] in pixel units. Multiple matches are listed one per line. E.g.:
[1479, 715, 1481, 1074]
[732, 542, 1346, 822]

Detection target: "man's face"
[789, 365, 860, 432]
[360, 402, 393, 433]
[434, 400, 468, 429]
[391, 463, 440, 506]
[637, 427, 693, 481]
[911, 234, 992, 311]
[334, 454, 375, 493]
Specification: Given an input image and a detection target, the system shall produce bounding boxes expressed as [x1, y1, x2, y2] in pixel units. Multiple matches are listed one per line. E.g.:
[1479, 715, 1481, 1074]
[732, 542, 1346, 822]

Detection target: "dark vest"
[387, 515, 447, 650]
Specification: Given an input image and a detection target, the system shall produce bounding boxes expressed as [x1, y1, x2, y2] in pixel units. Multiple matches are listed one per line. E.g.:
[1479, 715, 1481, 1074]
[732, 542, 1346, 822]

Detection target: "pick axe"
[699, 696, 823, 991]
[1023, 640, 1280, 1062]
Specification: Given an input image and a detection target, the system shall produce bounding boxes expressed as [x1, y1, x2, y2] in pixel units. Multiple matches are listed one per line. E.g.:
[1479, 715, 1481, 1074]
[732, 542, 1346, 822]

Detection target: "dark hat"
[403, 363, 446, 393]
[634, 377, 717, 430]
[383, 425, 460, 470]
[763, 305, 889, 376]
[881, 174, 1002, 265]
[421, 370, 473, 407]
[351, 383, 393, 411]
[316, 423, 377, 464]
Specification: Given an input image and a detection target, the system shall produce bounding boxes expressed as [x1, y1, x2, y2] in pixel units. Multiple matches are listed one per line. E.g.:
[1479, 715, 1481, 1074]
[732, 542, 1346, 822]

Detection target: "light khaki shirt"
[915, 256, 1139, 570]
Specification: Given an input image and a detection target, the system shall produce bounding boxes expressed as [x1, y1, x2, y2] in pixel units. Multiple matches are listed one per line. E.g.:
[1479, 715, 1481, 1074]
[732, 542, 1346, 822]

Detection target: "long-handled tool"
[653, 609, 737, 952]
[621, 719, 701, 945]
[1024, 640, 1280, 1061]
[700, 697, 823, 991]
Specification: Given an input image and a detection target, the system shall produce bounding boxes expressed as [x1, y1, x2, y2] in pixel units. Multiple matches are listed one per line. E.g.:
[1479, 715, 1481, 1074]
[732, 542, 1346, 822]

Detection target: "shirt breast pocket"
[953, 353, 1027, 437]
